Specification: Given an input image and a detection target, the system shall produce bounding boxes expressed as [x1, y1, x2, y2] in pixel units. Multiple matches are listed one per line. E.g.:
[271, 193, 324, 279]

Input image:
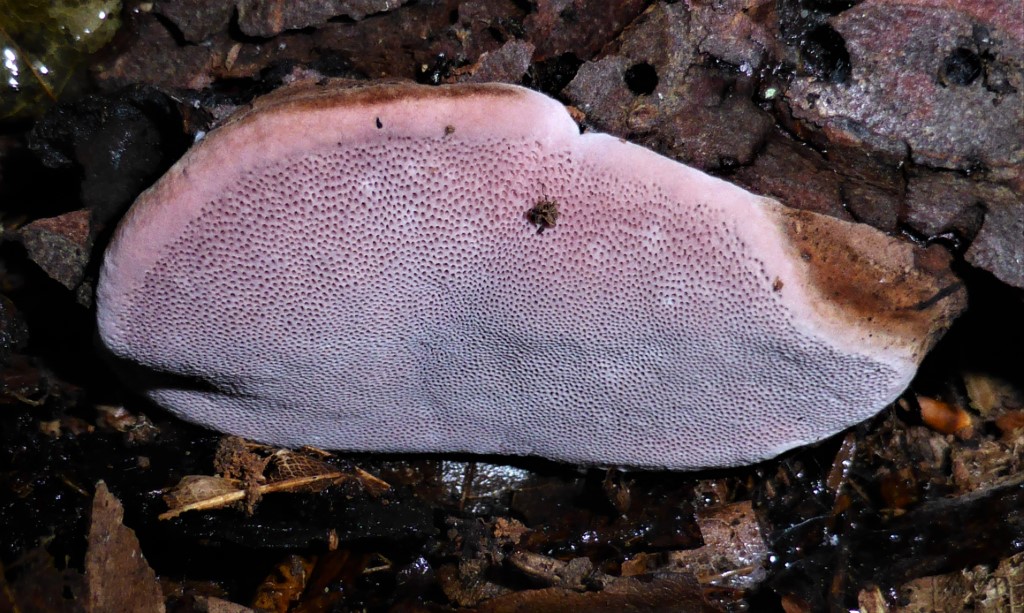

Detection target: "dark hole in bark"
[624, 63, 658, 96]
[940, 48, 982, 86]
[800, 24, 851, 84]
[526, 53, 583, 97]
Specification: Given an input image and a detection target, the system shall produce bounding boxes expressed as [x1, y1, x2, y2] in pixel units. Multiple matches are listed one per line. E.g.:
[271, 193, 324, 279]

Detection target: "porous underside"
[97, 82, 960, 469]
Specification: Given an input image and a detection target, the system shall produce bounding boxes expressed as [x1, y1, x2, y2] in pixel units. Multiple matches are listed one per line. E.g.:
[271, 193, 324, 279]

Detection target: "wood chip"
[85, 481, 165, 613]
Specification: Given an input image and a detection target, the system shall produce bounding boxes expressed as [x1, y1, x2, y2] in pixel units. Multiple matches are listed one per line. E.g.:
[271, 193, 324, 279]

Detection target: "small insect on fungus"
[526, 198, 560, 234]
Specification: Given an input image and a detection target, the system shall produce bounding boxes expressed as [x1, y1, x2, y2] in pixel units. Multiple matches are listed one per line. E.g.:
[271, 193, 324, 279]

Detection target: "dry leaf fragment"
[963, 371, 1023, 416]
[995, 410, 1024, 438]
[475, 573, 719, 612]
[885, 550, 1024, 613]
[492, 517, 529, 544]
[161, 475, 244, 519]
[251, 554, 315, 613]
[86, 481, 165, 613]
[0, 546, 85, 611]
[602, 469, 632, 514]
[160, 441, 390, 519]
[200, 596, 256, 612]
[951, 438, 1024, 494]
[857, 585, 888, 613]
[507, 551, 597, 591]
[621, 501, 768, 591]
[438, 558, 514, 607]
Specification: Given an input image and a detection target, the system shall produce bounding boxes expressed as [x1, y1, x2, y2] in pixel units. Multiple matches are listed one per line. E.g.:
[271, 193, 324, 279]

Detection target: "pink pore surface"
[98, 86, 909, 469]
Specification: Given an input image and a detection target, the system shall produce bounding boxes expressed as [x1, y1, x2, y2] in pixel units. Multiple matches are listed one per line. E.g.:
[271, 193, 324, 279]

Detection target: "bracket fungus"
[96, 81, 965, 469]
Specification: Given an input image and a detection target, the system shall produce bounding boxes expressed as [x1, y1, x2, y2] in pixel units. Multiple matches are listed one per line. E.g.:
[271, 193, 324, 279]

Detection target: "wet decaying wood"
[0, 0, 1022, 610]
